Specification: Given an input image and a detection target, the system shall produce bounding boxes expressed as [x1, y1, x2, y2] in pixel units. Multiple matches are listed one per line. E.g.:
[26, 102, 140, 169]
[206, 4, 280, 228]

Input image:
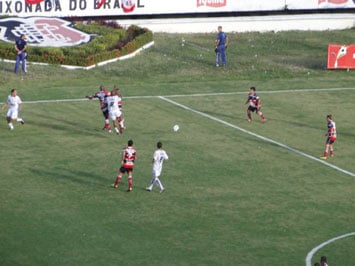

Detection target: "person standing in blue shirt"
[215, 26, 228, 67]
[14, 34, 27, 74]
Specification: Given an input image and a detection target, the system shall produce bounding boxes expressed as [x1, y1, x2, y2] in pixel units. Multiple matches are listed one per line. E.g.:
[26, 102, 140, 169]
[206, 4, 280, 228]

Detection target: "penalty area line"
[159, 96, 355, 178]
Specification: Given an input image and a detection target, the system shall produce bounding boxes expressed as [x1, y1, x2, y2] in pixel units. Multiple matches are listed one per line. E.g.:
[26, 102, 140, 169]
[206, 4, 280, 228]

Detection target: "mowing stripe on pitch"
[15, 86, 355, 104]
[305, 232, 355, 266]
[159, 96, 355, 178]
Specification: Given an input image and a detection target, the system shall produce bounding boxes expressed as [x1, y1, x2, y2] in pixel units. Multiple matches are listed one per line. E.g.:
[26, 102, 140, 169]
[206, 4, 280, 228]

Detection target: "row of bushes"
[0, 20, 153, 67]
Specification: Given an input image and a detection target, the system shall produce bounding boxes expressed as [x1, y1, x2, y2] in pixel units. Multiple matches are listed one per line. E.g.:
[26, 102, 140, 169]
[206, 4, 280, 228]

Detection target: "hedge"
[0, 20, 153, 67]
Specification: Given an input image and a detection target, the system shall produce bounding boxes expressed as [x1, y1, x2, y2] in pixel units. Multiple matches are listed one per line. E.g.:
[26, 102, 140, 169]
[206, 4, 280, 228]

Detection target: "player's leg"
[127, 170, 133, 191]
[247, 108, 252, 122]
[6, 109, 15, 130]
[320, 141, 330, 159]
[329, 141, 335, 157]
[118, 116, 125, 134]
[257, 109, 266, 122]
[103, 110, 111, 132]
[113, 168, 123, 188]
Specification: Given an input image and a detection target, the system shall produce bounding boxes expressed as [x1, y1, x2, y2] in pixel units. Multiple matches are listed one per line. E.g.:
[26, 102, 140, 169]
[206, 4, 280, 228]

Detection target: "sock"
[323, 151, 328, 157]
[16, 118, 23, 122]
[104, 119, 110, 129]
[259, 112, 265, 120]
[8, 123, 14, 130]
[155, 178, 164, 191]
[114, 175, 122, 186]
[147, 178, 155, 190]
[128, 176, 133, 189]
[330, 150, 334, 156]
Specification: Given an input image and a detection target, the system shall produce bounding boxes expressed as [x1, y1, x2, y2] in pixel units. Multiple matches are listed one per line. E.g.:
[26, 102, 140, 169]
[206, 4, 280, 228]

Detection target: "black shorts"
[102, 109, 109, 119]
[248, 106, 258, 113]
[120, 166, 134, 174]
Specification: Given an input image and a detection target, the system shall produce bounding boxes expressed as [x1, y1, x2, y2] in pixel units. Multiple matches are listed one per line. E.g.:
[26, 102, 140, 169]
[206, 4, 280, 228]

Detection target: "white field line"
[305, 232, 355, 266]
[16, 87, 355, 104]
[159, 96, 355, 178]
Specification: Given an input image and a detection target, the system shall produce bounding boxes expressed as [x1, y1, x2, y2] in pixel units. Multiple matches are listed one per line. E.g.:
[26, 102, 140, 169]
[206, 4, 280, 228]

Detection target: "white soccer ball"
[173, 125, 179, 132]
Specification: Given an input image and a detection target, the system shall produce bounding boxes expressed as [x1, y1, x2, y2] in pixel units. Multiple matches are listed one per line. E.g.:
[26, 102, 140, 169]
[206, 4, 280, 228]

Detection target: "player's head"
[250, 86, 256, 92]
[218, 25, 222, 32]
[10, 88, 17, 96]
[157, 141, 162, 149]
[128, 139, 133, 146]
[20, 34, 26, 40]
[320, 256, 327, 264]
[99, 85, 105, 91]
[326, 114, 332, 121]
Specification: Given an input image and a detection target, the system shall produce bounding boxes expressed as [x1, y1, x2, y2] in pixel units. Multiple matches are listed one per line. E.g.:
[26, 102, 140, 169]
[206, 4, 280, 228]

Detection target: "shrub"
[0, 21, 153, 67]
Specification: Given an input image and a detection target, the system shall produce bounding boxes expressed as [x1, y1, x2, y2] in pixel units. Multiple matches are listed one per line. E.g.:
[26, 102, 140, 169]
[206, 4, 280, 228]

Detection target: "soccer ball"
[173, 125, 179, 132]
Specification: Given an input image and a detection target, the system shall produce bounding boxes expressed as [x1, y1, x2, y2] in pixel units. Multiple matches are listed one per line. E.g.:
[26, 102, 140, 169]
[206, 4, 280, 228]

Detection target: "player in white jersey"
[2, 88, 25, 130]
[106, 88, 124, 135]
[146, 142, 169, 193]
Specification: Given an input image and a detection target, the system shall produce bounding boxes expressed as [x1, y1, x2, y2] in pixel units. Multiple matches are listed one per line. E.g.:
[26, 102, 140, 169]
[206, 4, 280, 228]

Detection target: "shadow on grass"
[29, 166, 111, 188]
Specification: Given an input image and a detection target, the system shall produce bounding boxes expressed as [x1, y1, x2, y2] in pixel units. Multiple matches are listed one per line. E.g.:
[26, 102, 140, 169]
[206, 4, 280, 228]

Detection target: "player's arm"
[225, 35, 229, 48]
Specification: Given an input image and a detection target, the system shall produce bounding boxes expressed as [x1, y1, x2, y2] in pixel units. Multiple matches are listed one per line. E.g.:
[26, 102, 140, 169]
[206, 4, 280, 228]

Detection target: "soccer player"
[2, 88, 25, 130]
[106, 88, 125, 135]
[113, 140, 137, 192]
[320, 115, 336, 160]
[215, 25, 228, 67]
[86, 85, 111, 132]
[146, 141, 169, 193]
[244, 86, 266, 123]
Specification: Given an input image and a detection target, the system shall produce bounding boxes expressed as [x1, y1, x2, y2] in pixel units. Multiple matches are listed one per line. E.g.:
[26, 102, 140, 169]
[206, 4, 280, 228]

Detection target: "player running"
[2, 88, 25, 130]
[244, 86, 266, 123]
[320, 114, 337, 160]
[112, 140, 137, 192]
[146, 141, 169, 193]
[86, 85, 111, 132]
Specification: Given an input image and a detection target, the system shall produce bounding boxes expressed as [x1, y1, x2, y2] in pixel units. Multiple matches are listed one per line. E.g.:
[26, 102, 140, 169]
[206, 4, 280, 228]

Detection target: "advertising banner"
[327, 44, 355, 69]
[286, 0, 355, 9]
[0, 0, 354, 18]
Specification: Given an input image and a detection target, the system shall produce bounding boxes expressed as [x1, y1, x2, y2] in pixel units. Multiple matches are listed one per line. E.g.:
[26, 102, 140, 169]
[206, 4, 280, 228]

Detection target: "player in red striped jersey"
[112, 140, 137, 192]
[86, 85, 111, 132]
[244, 86, 266, 123]
[320, 114, 337, 160]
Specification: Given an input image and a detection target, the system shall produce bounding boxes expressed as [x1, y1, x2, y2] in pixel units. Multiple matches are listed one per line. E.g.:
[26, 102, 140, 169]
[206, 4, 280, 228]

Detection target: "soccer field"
[1, 30, 355, 266]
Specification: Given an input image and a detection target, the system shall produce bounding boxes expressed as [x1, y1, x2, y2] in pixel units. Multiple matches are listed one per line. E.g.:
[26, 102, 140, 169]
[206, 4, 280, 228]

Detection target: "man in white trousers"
[146, 141, 169, 193]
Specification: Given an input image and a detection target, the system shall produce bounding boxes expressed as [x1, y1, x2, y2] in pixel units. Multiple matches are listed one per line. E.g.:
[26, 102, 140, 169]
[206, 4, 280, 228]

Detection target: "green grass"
[1, 29, 355, 266]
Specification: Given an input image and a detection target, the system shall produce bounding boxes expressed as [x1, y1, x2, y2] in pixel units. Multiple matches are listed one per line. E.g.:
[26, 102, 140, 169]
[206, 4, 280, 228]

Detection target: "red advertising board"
[328, 44, 355, 69]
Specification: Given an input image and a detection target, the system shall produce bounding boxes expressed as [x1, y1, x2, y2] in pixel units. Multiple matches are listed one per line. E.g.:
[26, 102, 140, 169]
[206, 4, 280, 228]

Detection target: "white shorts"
[7, 108, 19, 119]
[153, 168, 162, 178]
[109, 109, 122, 120]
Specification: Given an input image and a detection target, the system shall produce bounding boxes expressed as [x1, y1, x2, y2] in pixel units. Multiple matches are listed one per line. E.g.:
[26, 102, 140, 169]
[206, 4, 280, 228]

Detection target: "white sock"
[155, 178, 164, 191]
[8, 123, 14, 130]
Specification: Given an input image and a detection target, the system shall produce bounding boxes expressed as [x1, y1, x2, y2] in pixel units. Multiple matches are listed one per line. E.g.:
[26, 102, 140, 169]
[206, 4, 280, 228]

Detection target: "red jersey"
[247, 93, 260, 107]
[122, 146, 137, 169]
[327, 120, 337, 141]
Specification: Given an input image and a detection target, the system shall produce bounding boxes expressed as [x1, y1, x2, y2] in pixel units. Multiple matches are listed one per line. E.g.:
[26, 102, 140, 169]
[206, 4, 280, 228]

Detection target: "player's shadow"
[29, 113, 108, 138]
[29, 167, 110, 188]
